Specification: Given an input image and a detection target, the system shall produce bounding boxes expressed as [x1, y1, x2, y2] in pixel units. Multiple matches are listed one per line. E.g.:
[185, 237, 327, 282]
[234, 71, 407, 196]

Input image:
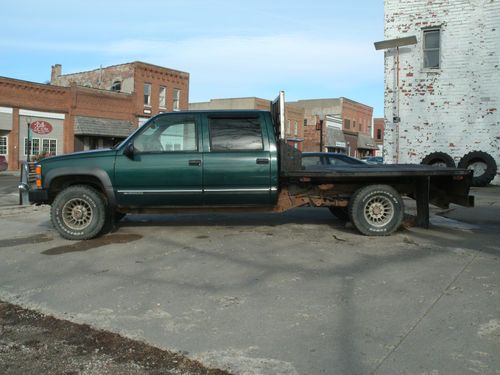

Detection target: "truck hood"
[39, 149, 117, 164]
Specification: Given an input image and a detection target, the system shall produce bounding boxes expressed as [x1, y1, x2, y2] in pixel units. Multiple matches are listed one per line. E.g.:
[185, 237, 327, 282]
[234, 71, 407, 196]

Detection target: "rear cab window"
[208, 117, 264, 152]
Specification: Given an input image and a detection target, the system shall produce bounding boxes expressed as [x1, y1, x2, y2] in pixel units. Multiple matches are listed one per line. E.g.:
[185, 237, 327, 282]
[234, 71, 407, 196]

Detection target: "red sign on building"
[30, 120, 53, 135]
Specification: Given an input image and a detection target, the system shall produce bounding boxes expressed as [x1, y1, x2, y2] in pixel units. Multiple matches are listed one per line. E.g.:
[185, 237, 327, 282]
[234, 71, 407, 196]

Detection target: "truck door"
[202, 113, 273, 206]
[114, 114, 203, 206]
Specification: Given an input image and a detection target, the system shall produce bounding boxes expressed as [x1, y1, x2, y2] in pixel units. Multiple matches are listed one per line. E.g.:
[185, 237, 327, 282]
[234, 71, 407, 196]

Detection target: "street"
[0, 185, 499, 374]
[0, 174, 19, 207]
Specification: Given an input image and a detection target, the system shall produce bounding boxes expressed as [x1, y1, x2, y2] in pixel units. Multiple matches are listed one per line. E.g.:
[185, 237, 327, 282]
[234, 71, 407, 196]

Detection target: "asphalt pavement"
[0, 184, 498, 374]
[0, 173, 20, 207]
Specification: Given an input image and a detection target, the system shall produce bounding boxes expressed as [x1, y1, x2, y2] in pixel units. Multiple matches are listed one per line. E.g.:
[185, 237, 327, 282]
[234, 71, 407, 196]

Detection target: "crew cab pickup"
[24, 100, 474, 240]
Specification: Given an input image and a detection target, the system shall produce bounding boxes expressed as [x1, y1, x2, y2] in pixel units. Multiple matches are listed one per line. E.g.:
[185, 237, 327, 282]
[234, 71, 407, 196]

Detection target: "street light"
[374, 36, 417, 163]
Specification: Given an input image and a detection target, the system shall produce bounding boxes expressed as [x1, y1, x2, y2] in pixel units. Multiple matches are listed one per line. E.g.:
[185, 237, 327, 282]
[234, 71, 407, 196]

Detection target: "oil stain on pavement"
[42, 234, 142, 255]
[0, 234, 53, 248]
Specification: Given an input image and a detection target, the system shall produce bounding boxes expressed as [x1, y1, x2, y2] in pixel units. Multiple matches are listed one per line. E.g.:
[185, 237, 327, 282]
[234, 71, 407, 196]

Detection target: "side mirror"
[123, 142, 135, 159]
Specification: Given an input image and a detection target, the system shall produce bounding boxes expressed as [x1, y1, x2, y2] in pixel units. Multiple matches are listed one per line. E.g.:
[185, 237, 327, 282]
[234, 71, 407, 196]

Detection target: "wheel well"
[48, 175, 106, 203]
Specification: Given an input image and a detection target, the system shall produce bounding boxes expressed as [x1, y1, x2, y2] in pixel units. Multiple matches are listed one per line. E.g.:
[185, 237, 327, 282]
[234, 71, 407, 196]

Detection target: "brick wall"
[384, 0, 500, 183]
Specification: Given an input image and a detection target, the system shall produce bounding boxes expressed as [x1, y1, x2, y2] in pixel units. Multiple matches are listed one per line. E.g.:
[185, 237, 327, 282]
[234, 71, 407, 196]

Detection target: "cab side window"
[209, 117, 263, 151]
[134, 116, 197, 153]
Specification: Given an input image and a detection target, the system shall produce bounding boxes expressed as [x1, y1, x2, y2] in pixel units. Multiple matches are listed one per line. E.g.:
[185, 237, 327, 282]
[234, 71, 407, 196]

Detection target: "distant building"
[190, 97, 305, 150]
[373, 118, 385, 156]
[0, 62, 189, 170]
[289, 98, 376, 157]
[384, 0, 499, 184]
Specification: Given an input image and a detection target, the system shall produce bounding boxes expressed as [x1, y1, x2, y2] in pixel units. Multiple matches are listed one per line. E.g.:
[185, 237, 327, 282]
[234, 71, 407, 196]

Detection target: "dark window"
[303, 118, 307, 127]
[209, 118, 263, 151]
[111, 81, 121, 92]
[344, 119, 350, 129]
[377, 129, 382, 140]
[423, 29, 440, 69]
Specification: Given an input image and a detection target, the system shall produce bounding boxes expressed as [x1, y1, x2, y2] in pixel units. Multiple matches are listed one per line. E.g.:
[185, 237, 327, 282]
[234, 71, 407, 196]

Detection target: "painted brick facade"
[384, 0, 500, 183]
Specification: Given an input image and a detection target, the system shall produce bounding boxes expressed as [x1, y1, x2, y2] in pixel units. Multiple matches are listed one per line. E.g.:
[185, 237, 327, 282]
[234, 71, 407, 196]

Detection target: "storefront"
[0, 107, 12, 160]
[74, 116, 136, 151]
[357, 133, 378, 157]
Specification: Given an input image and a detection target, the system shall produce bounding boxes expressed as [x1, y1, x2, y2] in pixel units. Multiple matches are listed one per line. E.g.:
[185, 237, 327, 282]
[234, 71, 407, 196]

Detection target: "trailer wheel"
[421, 152, 456, 168]
[348, 185, 404, 236]
[329, 207, 350, 222]
[458, 151, 497, 187]
[51, 185, 107, 240]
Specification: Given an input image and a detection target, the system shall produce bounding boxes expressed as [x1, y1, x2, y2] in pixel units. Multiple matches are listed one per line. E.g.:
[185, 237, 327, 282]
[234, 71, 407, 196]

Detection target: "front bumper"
[28, 189, 49, 204]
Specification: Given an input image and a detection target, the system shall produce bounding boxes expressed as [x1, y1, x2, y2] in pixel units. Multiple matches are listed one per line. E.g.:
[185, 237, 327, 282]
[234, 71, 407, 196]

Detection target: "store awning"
[325, 128, 346, 149]
[74, 116, 135, 138]
[357, 133, 378, 150]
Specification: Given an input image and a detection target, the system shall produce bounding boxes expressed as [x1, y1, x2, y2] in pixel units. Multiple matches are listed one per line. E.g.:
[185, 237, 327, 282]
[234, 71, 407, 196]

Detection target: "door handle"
[256, 158, 270, 165]
[188, 160, 202, 166]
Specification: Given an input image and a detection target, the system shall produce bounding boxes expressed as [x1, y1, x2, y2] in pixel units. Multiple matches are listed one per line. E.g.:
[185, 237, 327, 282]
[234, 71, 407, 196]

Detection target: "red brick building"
[290, 98, 376, 157]
[373, 118, 385, 156]
[0, 62, 189, 171]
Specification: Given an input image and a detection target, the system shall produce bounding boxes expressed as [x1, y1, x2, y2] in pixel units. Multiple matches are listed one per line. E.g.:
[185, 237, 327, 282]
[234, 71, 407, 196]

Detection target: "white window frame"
[423, 28, 441, 70]
[294, 120, 298, 136]
[25, 137, 57, 156]
[159, 86, 166, 109]
[0, 136, 7, 155]
[173, 89, 180, 111]
[144, 83, 152, 107]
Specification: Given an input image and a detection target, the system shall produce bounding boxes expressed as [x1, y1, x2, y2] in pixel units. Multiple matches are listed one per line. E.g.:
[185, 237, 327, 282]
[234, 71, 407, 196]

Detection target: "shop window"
[24, 138, 56, 156]
[0, 136, 7, 155]
[173, 89, 180, 111]
[423, 28, 440, 69]
[111, 80, 121, 92]
[144, 83, 152, 106]
[159, 86, 166, 108]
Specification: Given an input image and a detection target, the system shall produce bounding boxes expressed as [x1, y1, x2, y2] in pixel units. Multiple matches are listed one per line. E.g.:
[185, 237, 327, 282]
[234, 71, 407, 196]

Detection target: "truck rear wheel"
[348, 185, 404, 236]
[458, 151, 497, 187]
[51, 185, 107, 240]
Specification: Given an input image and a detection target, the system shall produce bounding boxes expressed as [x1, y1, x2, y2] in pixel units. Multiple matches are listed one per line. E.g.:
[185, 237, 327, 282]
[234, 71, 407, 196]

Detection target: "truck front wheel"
[51, 185, 107, 240]
[348, 185, 404, 236]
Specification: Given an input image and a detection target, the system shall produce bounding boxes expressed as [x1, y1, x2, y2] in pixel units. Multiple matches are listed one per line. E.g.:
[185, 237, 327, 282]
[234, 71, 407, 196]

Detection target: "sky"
[0, 0, 385, 117]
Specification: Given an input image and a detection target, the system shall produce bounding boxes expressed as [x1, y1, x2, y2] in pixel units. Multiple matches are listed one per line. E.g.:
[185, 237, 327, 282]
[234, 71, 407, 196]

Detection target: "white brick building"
[383, 0, 499, 185]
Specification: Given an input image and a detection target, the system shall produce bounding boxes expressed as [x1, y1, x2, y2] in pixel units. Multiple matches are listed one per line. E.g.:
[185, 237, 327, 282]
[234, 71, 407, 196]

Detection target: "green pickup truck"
[23, 102, 473, 240]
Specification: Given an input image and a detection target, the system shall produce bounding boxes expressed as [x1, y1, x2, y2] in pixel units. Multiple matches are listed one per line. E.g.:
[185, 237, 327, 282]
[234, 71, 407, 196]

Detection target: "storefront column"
[8, 108, 19, 170]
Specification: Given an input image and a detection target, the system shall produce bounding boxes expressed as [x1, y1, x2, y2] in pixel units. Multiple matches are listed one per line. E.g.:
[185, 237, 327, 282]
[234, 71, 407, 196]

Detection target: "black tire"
[348, 185, 404, 236]
[458, 151, 497, 187]
[328, 207, 350, 222]
[50, 185, 107, 240]
[421, 152, 456, 168]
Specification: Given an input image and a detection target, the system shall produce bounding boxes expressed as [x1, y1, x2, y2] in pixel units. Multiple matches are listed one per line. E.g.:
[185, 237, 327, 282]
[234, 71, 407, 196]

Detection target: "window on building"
[173, 89, 180, 111]
[0, 136, 7, 155]
[159, 86, 166, 108]
[377, 129, 382, 140]
[303, 118, 307, 127]
[25, 138, 57, 156]
[294, 121, 298, 136]
[209, 117, 263, 151]
[423, 29, 440, 69]
[286, 119, 291, 134]
[344, 119, 350, 129]
[111, 81, 121, 92]
[143, 83, 152, 106]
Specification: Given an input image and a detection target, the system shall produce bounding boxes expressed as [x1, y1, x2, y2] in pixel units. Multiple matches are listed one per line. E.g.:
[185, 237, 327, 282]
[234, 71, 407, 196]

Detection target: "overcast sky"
[0, 0, 385, 117]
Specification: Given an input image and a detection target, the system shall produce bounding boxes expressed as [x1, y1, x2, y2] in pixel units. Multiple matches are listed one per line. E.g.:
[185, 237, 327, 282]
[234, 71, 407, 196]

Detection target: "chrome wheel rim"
[363, 196, 394, 227]
[62, 198, 93, 230]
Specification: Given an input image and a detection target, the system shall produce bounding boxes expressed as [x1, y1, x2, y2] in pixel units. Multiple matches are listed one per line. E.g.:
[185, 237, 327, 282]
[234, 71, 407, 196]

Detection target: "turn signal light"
[36, 179, 42, 188]
[35, 165, 42, 175]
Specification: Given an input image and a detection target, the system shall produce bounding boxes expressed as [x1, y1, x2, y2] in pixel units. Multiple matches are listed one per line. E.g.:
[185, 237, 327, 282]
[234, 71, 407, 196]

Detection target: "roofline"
[56, 61, 189, 78]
